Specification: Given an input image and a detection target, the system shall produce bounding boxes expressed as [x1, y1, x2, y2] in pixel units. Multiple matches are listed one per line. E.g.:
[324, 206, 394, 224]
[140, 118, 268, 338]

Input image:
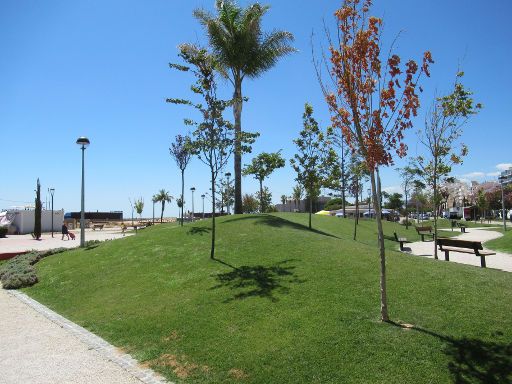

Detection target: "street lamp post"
[498, 176, 507, 231]
[201, 194, 205, 219]
[76, 136, 90, 247]
[49, 188, 55, 237]
[190, 187, 196, 221]
[225, 172, 231, 215]
[367, 188, 371, 219]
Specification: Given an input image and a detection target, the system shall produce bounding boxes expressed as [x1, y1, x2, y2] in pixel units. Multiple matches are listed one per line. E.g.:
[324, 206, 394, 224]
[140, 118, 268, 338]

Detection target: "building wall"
[9, 209, 64, 235]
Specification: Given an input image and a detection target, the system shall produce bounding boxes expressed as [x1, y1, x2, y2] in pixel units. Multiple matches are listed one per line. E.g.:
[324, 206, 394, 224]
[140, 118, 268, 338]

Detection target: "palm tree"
[194, 0, 296, 214]
[153, 190, 173, 223]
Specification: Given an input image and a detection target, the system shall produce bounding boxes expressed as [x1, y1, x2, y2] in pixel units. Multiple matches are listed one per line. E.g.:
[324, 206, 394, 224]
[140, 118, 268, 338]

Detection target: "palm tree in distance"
[153, 190, 173, 223]
[194, 0, 296, 214]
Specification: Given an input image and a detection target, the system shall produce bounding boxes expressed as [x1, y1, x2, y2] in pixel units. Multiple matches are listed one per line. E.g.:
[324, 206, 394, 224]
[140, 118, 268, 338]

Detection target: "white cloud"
[460, 172, 485, 179]
[382, 185, 403, 194]
[496, 163, 512, 171]
[486, 171, 500, 177]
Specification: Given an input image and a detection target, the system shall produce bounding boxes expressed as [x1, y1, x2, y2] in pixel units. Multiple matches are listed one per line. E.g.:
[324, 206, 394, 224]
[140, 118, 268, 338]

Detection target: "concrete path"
[0, 227, 132, 254]
[406, 227, 512, 272]
[0, 288, 169, 384]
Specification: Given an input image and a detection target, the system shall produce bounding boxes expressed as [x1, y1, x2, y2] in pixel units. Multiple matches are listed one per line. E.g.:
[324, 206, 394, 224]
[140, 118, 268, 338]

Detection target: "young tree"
[255, 187, 273, 213]
[34, 178, 42, 240]
[347, 155, 368, 240]
[411, 72, 481, 259]
[176, 197, 184, 222]
[169, 45, 254, 259]
[292, 184, 303, 212]
[397, 166, 417, 229]
[134, 198, 144, 220]
[291, 103, 337, 229]
[154, 190, 173, 223]
[385, 193, 403, 211]
[193, 0, 295, 214]
[319, 0, 433, 321]
[327, 126, 350, 217]
[170, 134, 192, 226]
[242, 193, 259, 213]
[243, 151, 286, 213]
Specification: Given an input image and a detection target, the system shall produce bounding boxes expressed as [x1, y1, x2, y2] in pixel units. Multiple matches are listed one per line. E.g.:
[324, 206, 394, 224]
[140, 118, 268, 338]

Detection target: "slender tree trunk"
[233, 77, 243, 214]
[308, 195, 312, 229]
[259, 179, 264, 213]
[341, 140, 346, 218]
[370, 169, 389, 322]
[354, 184, 359, 240]
[405, 190, 409, 230]
[433, 158, 438, 259]
[211, 170, 216, 259]
[181, 170, 185, 226]
[161, 202, 164, 223]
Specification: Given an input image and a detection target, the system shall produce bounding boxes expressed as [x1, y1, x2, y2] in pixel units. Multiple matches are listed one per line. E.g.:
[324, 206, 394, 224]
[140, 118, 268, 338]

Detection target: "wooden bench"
[415, 226, 434, 242]
[437, 238, 496, 268]
[92, 224, 104, 231]
[456, 222, 467, 233]
[394, 232, 411, 251]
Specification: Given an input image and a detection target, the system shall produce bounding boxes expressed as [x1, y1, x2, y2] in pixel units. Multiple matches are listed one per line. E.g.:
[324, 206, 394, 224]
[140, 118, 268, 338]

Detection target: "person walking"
[61, 222, 69, 240]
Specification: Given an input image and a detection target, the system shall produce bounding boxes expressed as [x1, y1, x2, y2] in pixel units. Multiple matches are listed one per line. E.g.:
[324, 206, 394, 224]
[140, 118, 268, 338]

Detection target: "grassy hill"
[25, 213, 512, 383]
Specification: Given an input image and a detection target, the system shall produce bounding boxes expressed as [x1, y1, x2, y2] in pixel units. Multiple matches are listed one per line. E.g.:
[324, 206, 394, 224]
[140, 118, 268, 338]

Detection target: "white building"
[0, 209, 64, 235]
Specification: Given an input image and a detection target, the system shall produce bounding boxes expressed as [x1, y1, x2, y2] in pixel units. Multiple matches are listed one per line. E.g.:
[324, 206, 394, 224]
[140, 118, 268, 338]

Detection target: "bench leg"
[480, 255, 486, 268]
[420, 235, 424, 242]
[444, 250, 449, 261]
[399, 241, 404, 251]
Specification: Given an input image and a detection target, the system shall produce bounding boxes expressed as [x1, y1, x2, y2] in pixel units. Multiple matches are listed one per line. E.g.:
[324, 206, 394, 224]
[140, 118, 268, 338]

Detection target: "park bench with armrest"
[92, 224, 104, 231]
[456, 222, 467, 233]
[394, 232, 411, 251]
[437, 238, 495, 268]
[415, 226, 434, 242]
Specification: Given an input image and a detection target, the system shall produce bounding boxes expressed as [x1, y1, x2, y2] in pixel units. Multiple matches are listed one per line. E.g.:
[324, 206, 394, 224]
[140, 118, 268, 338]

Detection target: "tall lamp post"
[498, 175, 507, 231]
[76, 136, 90, 247]
[49, 188, 55, 237]
[367, 188, 371, 219]
[201, 194, 205, 219]
[190, 187, 196, 221]
[225, 172, 231, 215]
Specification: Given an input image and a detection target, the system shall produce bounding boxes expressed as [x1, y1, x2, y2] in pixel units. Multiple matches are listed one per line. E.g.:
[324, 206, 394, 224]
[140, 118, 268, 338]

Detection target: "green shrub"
[0, 226, 7, 238]
[0, 248, 67, 289]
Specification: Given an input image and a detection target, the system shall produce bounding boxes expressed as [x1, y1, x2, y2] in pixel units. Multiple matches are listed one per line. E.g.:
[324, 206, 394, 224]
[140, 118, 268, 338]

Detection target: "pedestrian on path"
[61, 222, 69, 240]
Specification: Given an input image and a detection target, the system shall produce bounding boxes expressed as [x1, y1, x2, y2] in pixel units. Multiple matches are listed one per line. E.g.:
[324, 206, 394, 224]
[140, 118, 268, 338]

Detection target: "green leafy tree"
[243, 151, 285, 213]
[154, 190, 173, 223]
[291, 103, 337, 229]
[412, 72, 481, 259]
[347, 155, 369, 240]
[280, 195, 287, 207]
[170, 134, 192, 226]
[385, 193, 403, 211]
[176, 197, 184, 222]
[34, 178, 42, 240]
[193, 0, 295, 214]
[242, 193, 259, 213]
[397, 166, 418, 229]
[134, 198, 144, 220]
[255, 187, 273, 213]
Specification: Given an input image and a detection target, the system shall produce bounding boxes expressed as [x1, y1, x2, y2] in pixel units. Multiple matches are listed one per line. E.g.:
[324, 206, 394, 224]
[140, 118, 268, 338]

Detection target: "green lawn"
[24, 213, 512, 383]
[485, 228, 512, 254]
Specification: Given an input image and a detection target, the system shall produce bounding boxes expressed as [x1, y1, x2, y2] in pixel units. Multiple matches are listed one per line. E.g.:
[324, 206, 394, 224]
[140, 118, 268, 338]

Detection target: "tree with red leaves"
[318, 0, 433, 321]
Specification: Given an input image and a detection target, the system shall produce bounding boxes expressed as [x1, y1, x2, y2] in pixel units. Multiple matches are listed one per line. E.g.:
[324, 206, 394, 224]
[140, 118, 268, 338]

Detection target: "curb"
[6, 289, 172, 384]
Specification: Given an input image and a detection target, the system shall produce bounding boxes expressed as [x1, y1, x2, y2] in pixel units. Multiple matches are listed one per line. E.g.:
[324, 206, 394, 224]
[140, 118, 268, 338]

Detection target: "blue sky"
[1, 0, 511, 217]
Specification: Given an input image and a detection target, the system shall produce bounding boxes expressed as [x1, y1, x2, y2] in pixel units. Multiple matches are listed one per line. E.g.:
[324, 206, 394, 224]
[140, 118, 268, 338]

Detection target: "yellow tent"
[315, 210, 332, 216]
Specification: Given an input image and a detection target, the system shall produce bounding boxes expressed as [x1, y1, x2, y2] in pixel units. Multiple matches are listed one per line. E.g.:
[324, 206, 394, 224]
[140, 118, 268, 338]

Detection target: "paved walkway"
[406, 227, 512, 272]
[0, 227, 132, 254]
[0, 288, 170, 384]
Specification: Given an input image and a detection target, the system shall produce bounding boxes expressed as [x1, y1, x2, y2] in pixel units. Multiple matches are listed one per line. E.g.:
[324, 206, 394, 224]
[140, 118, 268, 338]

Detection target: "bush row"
[0, 248, 67, 289]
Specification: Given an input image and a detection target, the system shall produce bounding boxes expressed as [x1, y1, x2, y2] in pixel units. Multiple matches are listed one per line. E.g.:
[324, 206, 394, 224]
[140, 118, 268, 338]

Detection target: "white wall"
[9, 210, 64, 235]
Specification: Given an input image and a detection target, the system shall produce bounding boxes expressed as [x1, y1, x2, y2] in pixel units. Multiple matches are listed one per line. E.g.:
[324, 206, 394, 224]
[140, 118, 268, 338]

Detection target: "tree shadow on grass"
[221, 214, 340, 239]
[389, 321, 512, 383]
[187, 226, 211, 236]
[211, 258, 304, 302]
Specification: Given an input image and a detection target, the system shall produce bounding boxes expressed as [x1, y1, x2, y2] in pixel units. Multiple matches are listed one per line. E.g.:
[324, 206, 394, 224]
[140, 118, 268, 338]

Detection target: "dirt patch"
[163, 330, 180, 342]
[229, 368, 249, 380]
[152, 354, 209, 379]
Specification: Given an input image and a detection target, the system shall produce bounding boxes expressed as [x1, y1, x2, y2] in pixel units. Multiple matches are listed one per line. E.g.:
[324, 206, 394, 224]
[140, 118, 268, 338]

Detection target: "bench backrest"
[437, 238, 483, 251]
[416, 226, 432, 232]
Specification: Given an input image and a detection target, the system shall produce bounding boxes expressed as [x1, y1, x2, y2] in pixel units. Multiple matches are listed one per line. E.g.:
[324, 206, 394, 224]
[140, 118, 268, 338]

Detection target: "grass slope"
[25, 214, 512, 383]
[485, 228, 512, 254]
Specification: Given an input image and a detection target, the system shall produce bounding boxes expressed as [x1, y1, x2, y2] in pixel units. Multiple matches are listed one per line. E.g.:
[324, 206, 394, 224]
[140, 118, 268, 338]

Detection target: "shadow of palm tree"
[187, 226, 211, 236]
[221, 214, 340, 239]
[389, 322, 512, 383]
[211, 258, 303, 302]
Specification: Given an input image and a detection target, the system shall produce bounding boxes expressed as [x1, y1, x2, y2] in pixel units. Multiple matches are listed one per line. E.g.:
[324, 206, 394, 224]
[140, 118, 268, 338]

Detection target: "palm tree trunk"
[371, 168, 389, 322]
[211, 170, 216, 259]
[161, 201, 164, 223]
[233, 77, 243, 214]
